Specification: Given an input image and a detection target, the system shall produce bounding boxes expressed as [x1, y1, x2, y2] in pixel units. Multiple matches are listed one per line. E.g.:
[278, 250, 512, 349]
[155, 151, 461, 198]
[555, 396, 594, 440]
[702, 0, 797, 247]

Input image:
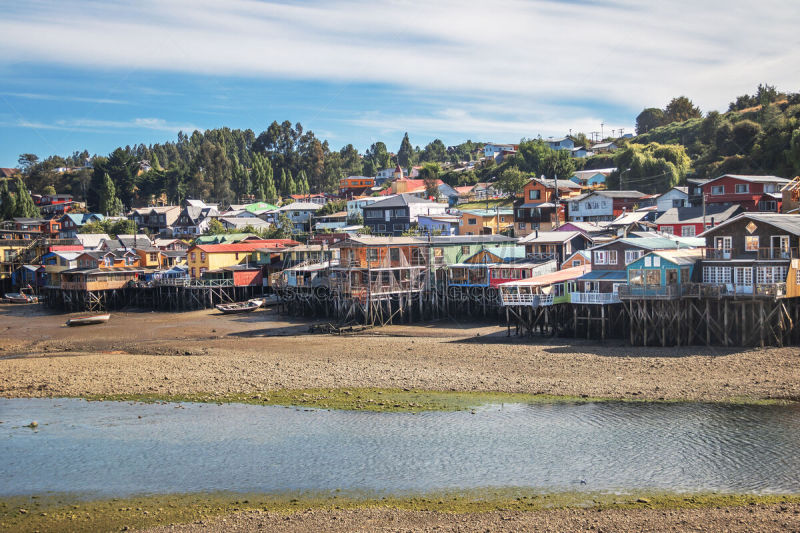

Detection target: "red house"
[700, 174, 790, 212]
[654, 204, 742, 237]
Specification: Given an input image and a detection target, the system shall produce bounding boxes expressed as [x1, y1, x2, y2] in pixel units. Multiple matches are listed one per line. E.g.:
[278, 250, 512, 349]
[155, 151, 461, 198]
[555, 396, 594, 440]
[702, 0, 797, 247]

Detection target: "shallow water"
[1, 398, 799, 498]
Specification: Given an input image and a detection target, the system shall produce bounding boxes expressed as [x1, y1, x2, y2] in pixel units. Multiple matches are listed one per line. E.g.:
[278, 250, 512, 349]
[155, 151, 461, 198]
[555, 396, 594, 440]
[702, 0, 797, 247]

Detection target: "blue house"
[623, 249, 703, 298]
[418, 214, 460, 236]
[545, 137, 575, 151]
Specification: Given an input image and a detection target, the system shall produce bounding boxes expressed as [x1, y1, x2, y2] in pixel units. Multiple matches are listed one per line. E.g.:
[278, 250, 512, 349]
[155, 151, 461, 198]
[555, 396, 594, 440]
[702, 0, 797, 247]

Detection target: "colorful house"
[621, 249, 703, 299]
[499, 264, 591, 307]
[655, 204, 742, 237]
[458, 208, 513, 235]
[187, 240, 299, 279]
[701, 174, 791, 212]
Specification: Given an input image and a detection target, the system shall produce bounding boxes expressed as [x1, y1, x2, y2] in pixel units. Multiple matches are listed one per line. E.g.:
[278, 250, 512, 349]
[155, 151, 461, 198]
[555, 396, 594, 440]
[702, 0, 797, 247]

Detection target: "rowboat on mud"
[216, 298, 264, 314]
[3, 292, 38, 304]
[66, 314, 111, 327]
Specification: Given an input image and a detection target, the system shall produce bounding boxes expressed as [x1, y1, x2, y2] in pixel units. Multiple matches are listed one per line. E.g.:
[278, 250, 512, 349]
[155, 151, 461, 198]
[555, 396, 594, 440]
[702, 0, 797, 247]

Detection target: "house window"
[745, 236, 759, 252]
[394, 209, 406, 217]
[646, 270, 661, 285]
[518, 222, 526, 229]
[758, 200, 777, 211]
[200, 252, 206, 261]
[104, 256, 113, 267]
[734, 267, 753, 286]
[681, 226, 696, 237]
[461, 246, 470, 255]
[625, 250, 644, 264]
[375, 224, 387, 232]
[528, 190, 541, 200]
[764, 184, 778, 193]
[672, 199, 685, 208]
[593, 250, 617, 265]
[757, 266, 787, 284]
[703, 266, 732, 284]
[366, 249, 379, 261]
[390, 248, 400, 262]
[366, 210, 382, 219]
[661, 226, 674, 234]
[191, 268, 196, 278]
[711, 185, 725, 195]
[149, 253, 158, 262]
[468, 218, 477, 225]
[735, 183, 749, 193]
[572, 260, 581, 267]
[500, 216, 506, 222]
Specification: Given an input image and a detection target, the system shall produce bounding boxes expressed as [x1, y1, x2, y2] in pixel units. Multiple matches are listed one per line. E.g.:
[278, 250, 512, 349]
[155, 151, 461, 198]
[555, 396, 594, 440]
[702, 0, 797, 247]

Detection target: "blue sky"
[1, 0, 798, 167]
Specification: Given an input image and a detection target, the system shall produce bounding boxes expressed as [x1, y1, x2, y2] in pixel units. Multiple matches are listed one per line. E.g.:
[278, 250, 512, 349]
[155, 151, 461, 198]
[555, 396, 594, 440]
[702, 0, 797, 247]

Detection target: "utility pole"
[553, 173, 560, 229]
[601, 123, 604, 140]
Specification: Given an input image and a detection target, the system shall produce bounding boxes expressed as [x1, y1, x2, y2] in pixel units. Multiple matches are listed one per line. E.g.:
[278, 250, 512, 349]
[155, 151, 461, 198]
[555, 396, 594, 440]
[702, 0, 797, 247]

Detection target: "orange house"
[519, 178, 582, 204]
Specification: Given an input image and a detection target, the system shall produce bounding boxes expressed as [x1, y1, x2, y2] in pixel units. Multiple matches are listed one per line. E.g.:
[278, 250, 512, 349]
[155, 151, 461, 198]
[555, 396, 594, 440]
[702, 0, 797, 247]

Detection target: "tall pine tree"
[0, 180, 16, 220]
[397, 132, 414, 170]
[98, 173, 123, 216]
[12, 177, 40, 218]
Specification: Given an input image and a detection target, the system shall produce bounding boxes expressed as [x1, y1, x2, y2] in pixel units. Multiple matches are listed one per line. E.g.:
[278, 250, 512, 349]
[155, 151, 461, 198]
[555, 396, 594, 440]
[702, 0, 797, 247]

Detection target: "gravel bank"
[1, 305, 798, 402]
[147, 503, 800, 532]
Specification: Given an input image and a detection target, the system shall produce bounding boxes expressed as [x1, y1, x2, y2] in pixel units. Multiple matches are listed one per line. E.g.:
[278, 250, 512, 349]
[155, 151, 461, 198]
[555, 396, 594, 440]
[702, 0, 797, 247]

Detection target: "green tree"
[98, 173, 123, 216]
[339, 144, 362, 177]
[12, 177, 40, 218]
[365, 141, 391, 171]
[541, 149, 576, 180]
[206, 218, 226, 235]
[636, 108, 666, 134]
[266, 213, 294, 239]
[0, 180, 16, 220]
[421, 139, 447, 162]
[43, 184, 56, 196]
[664, 96, 702, 123]
[419, 162, 441, 198]
[17, 154, 39, 175]
[397, 132, 414, 170]
[609, 142, 690, 193]
[495, 167, 528, 198]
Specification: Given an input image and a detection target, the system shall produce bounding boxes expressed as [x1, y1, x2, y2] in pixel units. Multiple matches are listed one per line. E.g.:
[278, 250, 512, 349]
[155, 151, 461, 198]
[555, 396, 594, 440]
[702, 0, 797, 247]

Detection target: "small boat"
[3, 292, 38, 304]
[216, 299, 264, 314]
[66, 314, 111, 327]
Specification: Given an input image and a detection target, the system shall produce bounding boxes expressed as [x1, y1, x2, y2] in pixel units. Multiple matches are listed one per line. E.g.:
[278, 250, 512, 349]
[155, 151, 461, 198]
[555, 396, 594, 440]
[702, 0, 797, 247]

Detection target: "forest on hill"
[9, 85, 800, 214]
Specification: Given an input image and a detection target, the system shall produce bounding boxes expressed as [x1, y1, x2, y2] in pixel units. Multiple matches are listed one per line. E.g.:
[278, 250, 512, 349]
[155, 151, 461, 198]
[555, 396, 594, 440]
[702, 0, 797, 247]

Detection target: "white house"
[565, 190, 647, 222]
[347, 195, 396, 220]
[278, 202, 322, 232]
[483, 143, 517, 159]
[655, 186, 689, 213]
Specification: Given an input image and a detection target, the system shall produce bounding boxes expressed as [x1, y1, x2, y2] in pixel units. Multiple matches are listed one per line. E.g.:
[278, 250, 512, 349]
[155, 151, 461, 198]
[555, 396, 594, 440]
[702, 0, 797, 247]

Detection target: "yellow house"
[134, 248, 166, 268]
[459, 209, 514, 236]
[0, 240, 29, 283]
[186, 242, 269, 278]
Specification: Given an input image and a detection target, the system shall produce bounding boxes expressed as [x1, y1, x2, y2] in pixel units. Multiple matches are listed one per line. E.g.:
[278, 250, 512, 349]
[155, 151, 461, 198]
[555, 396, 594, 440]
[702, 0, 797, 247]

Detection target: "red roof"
[49, 245, 84, 252]
[191, 239, 300, 253]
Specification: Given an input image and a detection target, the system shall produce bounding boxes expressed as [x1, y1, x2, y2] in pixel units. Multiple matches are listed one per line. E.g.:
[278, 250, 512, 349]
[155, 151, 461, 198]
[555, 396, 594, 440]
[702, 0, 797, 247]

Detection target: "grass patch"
[81, 388, 634, 413]
[2, 490, 798, 533]
[77, 388, 795, 412]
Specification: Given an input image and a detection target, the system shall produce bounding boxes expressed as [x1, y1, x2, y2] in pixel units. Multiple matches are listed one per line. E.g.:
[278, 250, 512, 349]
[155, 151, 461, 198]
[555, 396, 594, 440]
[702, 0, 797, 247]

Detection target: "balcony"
[682, 282, 787, 299]
[618, 284, 680, 300]
[499, 291, 553, 307]
[526, 252, 558, 261]
[569, 292, 620, 304]
[704, 247, 797, 260]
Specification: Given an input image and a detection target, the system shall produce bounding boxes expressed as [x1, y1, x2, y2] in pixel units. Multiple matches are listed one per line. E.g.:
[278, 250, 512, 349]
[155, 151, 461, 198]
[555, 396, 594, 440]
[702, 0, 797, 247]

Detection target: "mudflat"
[1, 304, 798, 403]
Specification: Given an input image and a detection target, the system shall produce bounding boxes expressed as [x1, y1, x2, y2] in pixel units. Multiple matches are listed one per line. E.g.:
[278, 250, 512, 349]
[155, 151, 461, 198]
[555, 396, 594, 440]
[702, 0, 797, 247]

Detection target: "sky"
[0, 0, 798, 167]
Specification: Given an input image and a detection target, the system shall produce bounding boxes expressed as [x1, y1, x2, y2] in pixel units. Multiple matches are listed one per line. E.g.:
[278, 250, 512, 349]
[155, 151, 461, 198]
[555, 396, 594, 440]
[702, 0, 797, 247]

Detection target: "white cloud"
[0, 0, 798, 116]
[0, 92, 128, 105]
[16, 117, 200, 134]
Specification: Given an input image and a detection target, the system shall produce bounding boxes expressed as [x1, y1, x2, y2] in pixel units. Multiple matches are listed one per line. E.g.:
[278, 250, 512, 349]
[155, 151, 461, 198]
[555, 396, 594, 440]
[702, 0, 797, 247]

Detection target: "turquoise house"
[624, 249, 702, 298]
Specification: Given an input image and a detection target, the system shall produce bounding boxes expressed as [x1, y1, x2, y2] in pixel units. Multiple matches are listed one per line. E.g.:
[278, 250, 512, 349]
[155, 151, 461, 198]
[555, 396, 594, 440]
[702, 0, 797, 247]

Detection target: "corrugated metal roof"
[576, 269, 627, 281]
[499, 264, 591, 287]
